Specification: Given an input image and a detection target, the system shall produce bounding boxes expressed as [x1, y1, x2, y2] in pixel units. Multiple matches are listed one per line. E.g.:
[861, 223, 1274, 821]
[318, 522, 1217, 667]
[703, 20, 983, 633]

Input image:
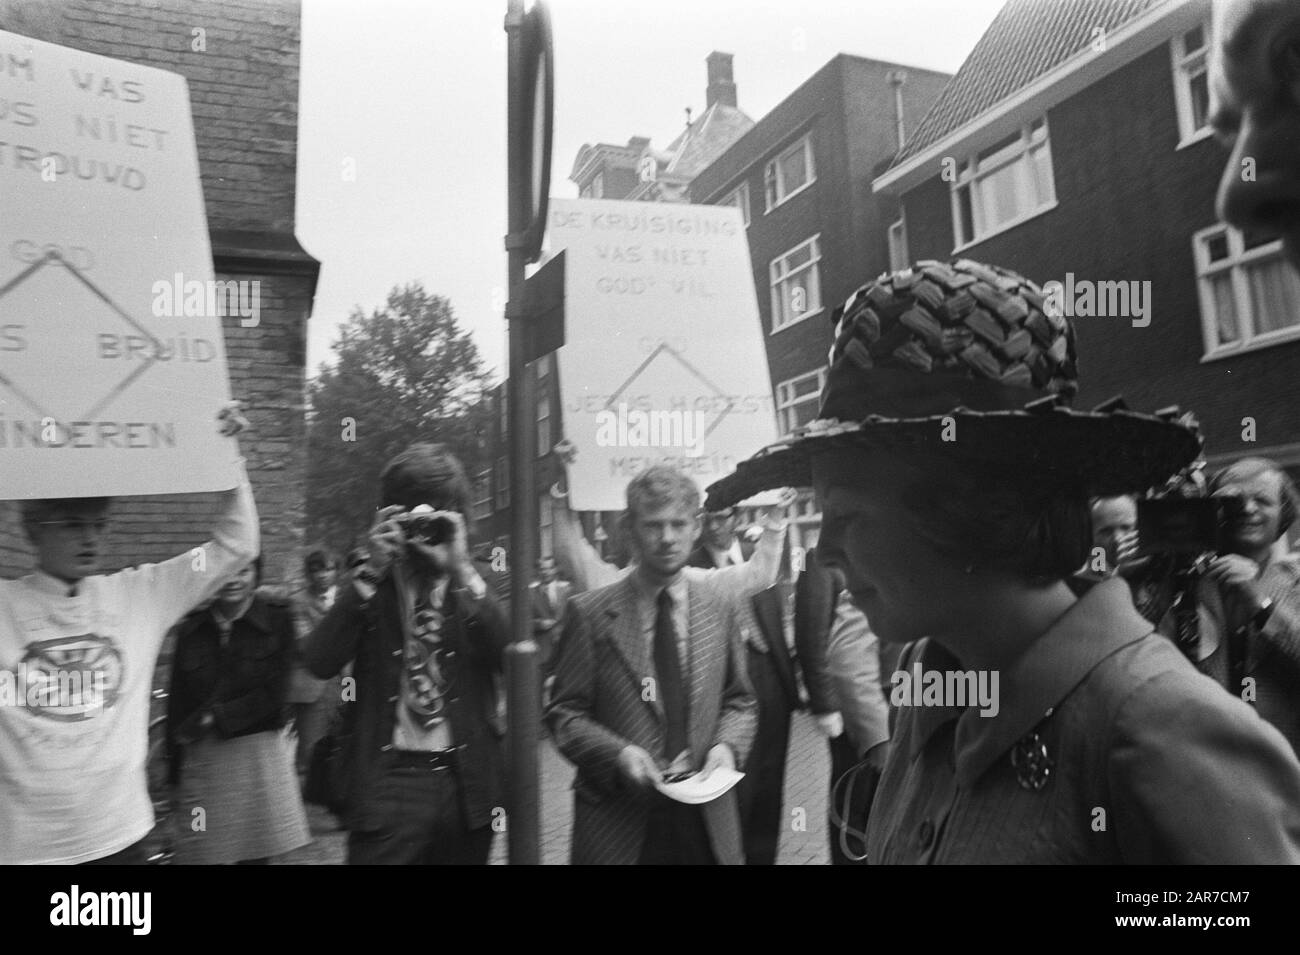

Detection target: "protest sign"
[546, 198, 780, 511]
[0, 31, 239, 499]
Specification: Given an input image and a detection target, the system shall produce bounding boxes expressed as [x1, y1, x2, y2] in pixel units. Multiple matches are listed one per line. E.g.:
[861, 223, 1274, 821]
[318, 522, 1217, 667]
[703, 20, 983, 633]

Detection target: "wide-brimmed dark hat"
[704, 259, 1201, 510]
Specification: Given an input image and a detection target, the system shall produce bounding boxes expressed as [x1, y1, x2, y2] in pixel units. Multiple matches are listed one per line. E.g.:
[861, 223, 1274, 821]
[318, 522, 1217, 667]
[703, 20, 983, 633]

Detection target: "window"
[721, 181, 750, 227]
[887, 216, 908, 272]
[770, 235, 823, 332]
[1172, 19, 1212, 146]
[951, 117, 1056, 247]
[776, 368, 827, 434]
[1194, 223, 1300, 358]
[472, 469, 492, 521]
[535, 354, 551, 457]
[495, 456, 510, 508]
[499, 384, 508, 438]
[538, 494, 554, 558]
[764, 134, 815, 211]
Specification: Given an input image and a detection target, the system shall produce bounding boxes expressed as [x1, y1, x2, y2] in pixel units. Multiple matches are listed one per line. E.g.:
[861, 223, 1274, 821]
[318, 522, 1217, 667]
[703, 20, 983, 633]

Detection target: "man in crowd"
[794, 545, 891, 865]
[1091, 495, 1139, 573]
[545, 465, 757, 865]
[732, 524, 800, 865]
[688, 506, 743, 569]
[305, 443, 510, 864]
[1212, 0, 1300, 270]
[530, 555, 571, 684]
[0, 405, 258, 864]
[1195, 457, 1300, 755]
[290, 548, 340, 778]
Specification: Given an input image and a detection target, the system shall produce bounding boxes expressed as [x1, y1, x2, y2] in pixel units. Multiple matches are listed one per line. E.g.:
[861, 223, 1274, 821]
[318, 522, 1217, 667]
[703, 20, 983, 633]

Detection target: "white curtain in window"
[1247, 257, 1300, 334]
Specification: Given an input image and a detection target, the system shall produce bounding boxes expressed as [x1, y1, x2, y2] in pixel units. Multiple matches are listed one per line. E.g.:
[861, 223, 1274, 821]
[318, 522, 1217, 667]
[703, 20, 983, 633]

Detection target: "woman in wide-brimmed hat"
[706, 259, 1300, 864]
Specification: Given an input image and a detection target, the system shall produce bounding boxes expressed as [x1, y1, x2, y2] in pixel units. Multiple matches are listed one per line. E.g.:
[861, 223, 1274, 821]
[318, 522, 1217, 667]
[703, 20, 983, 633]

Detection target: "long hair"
[379, 442, 474, 533]
[893, 447, 1093, 583]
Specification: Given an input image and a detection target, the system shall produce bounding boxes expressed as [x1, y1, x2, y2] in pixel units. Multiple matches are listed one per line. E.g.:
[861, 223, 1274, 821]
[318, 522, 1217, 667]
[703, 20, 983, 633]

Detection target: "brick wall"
[0, 0, 315, 589]
[897, 42, 1300, 470]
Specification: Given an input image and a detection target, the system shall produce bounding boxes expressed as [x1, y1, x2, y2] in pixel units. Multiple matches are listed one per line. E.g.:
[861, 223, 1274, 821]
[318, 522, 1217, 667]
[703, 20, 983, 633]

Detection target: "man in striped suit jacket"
[545, 465, 757, 865]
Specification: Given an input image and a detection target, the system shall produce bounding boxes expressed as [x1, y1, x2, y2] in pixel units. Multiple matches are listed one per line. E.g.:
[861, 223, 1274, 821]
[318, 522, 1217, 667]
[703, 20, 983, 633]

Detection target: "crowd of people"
[2, 0, 1299, 865]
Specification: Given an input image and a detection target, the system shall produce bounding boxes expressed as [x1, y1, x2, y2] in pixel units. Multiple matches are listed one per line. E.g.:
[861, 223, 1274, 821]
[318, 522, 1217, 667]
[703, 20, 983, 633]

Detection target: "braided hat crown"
[819, 259, 1079, 422]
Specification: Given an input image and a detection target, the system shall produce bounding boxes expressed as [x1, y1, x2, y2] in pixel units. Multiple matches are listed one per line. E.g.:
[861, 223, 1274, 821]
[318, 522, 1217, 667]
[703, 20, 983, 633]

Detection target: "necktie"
[654, 588, 689, 759]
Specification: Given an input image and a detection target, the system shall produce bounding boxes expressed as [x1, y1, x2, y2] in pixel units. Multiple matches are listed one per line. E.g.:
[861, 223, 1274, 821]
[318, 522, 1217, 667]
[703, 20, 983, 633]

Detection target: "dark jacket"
[747, 587, 800, 711]
[303, 576, 510, 832]
[166, 595, 296, 779]
[793, 546, 839, 715]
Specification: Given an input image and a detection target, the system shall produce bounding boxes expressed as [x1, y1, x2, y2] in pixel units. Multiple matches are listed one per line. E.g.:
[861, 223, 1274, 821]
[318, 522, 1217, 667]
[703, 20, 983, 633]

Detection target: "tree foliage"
[306, 283, 494, 555]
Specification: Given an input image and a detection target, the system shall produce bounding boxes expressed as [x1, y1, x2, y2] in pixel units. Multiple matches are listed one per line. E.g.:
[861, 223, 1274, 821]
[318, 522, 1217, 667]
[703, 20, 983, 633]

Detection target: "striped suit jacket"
[545, 573, 758, 865]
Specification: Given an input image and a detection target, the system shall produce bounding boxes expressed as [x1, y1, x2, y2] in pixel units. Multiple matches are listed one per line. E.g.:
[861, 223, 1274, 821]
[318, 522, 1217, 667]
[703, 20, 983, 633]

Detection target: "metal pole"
[503, 0, 540, 866]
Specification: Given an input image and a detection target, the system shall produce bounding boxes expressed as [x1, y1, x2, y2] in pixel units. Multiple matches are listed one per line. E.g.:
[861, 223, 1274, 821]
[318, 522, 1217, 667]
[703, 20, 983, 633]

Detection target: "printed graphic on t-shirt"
[0, 634, 124, 720]
[402, 606, 455, 729]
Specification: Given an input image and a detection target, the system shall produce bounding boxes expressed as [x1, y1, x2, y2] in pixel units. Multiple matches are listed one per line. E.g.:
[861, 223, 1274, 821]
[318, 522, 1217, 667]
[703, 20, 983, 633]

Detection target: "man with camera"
[1195, 457, 1300, 756]
[304, 443, 510, 864]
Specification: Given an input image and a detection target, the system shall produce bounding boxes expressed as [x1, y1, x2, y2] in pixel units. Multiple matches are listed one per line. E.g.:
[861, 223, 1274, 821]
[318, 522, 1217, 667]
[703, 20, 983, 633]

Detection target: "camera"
[1119, 466, 1249, 660]
[394, 510, 456, 546]
[1133, 491, 1246, 563]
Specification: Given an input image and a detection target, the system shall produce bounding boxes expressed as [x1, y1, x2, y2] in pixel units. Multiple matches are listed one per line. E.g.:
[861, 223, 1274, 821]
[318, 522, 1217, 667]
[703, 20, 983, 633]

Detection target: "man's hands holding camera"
[365, 504, 477, 588]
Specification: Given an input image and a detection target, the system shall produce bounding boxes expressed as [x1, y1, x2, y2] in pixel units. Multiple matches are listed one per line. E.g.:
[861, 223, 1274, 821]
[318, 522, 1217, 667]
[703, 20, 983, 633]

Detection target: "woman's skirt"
[173, 727, 311, 864]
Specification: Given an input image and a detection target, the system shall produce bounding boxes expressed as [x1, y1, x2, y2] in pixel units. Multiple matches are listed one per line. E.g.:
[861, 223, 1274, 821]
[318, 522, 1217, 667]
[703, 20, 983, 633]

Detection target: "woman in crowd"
[167, 555, 311, 864]
[705, 258, 1300, 863]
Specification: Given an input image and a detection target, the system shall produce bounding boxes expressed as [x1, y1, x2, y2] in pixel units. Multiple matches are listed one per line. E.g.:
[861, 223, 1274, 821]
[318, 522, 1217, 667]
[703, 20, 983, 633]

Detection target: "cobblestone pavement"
[276, 711, 830, 865]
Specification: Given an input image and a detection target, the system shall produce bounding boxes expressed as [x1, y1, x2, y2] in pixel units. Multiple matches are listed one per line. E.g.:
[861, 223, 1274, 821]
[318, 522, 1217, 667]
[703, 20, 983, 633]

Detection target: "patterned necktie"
[654, 588, 689, 759]
[404, 592, 451, 730]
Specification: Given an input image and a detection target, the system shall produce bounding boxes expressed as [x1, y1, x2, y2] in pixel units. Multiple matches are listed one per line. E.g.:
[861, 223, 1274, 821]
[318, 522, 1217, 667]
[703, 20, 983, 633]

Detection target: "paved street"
[277, 711, 830, 865]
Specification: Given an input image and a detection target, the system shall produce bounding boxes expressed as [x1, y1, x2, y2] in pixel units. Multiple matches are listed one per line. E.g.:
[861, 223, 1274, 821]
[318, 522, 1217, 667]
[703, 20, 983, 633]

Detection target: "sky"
[296, 0, 1009, 381]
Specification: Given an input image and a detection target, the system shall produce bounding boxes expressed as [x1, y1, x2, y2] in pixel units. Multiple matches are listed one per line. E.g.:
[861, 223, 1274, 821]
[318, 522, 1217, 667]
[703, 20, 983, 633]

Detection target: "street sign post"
[503, 0, 553, 865]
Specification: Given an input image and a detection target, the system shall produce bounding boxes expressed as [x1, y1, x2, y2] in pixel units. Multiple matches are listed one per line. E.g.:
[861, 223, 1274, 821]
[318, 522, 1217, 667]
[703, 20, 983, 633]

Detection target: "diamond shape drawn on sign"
[605, 341, 734, 441]
[0, 251, 164, 422]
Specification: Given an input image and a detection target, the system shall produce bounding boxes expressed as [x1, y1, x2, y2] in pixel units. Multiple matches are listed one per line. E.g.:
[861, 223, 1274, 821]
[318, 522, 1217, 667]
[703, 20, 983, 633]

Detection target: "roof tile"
[894, 0, 1168, 165]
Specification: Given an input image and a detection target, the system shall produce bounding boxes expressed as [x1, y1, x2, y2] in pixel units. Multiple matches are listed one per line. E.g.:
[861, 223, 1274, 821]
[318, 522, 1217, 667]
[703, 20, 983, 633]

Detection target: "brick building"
[689, 53, 950, 541]
[0, 0, 319, 588]
[873, 0, 1300, 480]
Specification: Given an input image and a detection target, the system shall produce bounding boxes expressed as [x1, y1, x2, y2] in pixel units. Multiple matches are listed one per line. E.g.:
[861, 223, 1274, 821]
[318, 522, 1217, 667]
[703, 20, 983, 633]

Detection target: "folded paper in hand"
[653, 767, 745, 805]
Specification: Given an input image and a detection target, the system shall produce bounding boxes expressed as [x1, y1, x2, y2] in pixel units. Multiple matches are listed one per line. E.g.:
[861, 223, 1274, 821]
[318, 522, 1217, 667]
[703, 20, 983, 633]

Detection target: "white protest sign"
[0, 31, 240, 500]
[547, 198, 779, 511]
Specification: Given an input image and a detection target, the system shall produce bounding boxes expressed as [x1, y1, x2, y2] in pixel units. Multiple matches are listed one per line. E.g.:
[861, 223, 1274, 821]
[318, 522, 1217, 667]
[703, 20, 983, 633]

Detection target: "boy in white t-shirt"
[0, 406, 259, 864]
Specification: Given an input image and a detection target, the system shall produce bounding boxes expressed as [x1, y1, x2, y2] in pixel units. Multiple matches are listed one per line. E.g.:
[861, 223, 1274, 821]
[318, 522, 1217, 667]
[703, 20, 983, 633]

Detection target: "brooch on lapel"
[1010, 709, 1055, 792]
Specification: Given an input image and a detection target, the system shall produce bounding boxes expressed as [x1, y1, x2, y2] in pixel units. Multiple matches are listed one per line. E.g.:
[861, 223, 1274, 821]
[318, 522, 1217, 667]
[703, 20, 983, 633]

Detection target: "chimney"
[706, 51, 737, 109]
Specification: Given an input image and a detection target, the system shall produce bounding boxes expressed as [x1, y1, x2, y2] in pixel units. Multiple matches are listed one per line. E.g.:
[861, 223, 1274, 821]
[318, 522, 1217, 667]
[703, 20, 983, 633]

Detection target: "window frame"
[472, 468, 492, 521]
[535, 354, 552, 458]
[775, 367, 828, 434]
[1171, 17, 1214, 149]
[1193, 222, 1300, 360]
[950, 117, 1057, 250]
[769, 234, 824, 333]
[764, 133, 817, 213]
[887, 215, 908, 272]
[495, 455, 510, 509]
[722, 180, 751, 228]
